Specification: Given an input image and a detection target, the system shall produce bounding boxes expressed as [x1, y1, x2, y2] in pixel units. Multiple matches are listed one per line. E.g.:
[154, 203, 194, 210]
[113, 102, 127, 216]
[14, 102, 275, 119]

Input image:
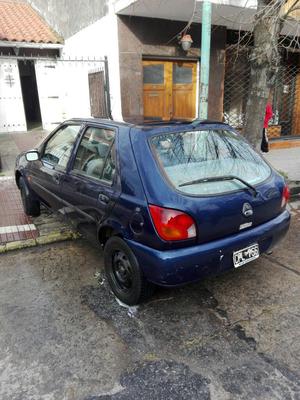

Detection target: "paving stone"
[0, 177, 37, 244]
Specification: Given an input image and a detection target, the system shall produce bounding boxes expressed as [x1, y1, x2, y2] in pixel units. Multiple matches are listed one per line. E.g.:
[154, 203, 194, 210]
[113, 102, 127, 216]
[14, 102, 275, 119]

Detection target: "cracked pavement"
[0, 206, 299, 399]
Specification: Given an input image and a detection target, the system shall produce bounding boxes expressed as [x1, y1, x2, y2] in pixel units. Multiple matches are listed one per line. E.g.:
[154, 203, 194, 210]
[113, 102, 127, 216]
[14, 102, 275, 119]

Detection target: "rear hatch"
[136, 125, 285, 244]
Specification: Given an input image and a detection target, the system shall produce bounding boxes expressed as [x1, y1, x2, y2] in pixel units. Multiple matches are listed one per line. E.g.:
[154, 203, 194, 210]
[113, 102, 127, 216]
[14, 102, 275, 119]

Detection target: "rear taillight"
[149, 205, 196, 241]
[281, 184, 290, 208]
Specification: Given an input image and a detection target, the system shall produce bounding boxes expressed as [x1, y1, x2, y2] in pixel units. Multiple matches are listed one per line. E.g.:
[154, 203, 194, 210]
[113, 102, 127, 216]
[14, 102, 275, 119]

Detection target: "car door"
[60, 125, 120, 241]
[29, 123, 82, 211]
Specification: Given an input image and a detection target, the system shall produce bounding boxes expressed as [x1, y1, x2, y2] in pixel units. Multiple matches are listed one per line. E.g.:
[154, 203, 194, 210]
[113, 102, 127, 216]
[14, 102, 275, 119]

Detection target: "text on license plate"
[233, 244, 260, 268]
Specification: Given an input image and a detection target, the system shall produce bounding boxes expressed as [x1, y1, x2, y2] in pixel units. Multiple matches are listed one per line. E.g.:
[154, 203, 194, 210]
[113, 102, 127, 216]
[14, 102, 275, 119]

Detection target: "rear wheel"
[104, 236, 154, 305]
[19, 177, 40, 217]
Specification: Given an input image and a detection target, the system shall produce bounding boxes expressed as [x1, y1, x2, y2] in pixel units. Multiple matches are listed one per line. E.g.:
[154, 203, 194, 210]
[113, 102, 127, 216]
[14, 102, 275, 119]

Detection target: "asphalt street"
[0, 207, 299, 400]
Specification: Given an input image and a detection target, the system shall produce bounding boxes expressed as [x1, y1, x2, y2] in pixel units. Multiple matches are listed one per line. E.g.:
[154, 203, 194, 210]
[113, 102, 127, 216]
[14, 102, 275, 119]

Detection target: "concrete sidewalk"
[264, 146, 300, 198]
[265, 147, 300, 182]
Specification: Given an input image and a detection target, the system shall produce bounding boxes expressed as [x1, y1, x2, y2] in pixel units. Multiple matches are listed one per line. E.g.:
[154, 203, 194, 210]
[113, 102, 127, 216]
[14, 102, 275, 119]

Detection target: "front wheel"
[104, 237, 154, 305]
[19, 177, 40, 217]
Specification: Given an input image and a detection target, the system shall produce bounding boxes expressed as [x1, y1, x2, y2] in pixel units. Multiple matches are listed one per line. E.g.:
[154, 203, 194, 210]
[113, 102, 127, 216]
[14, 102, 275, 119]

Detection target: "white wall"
[60, 9, 122, 121]
[35, 59, 97, 131]
[0, 60, 26, 133]
[35, 10, 122, 131]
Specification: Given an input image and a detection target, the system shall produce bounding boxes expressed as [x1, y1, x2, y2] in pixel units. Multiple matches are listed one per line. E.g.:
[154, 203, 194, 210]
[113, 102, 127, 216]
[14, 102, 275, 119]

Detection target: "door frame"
[18, 60, 42, 130]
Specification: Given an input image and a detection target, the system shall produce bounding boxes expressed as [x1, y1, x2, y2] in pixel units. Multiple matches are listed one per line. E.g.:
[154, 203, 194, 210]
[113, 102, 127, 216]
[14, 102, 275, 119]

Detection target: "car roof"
[66, 117, 231, 131]
[66, 118, 134, 129]
[132, 119, 230, 131]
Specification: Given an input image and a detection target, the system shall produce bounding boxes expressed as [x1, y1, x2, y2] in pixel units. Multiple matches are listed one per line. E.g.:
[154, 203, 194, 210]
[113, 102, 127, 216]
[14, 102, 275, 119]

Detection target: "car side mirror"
[25, 151, 39, 162]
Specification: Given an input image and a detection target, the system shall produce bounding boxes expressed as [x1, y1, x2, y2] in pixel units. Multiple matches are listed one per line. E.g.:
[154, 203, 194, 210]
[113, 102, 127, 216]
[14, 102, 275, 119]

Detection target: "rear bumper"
[125, 210, 290, 286]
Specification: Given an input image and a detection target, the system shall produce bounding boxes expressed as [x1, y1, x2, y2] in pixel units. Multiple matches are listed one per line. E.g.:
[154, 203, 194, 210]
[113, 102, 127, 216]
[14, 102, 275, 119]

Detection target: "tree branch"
[280, 0, 300, 20]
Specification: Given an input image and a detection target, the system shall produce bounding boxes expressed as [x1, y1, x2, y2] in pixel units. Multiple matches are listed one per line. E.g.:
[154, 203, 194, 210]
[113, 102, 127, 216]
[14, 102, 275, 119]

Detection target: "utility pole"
[198, 0, 212, 119]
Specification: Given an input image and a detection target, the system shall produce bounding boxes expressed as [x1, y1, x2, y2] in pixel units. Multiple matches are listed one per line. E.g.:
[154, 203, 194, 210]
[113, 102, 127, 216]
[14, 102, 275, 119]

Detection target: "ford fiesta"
[15, 119, 290, 305]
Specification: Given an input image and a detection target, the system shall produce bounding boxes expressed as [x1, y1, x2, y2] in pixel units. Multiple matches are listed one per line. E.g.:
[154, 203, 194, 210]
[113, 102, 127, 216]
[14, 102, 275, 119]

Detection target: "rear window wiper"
[179, 175, 258, 197]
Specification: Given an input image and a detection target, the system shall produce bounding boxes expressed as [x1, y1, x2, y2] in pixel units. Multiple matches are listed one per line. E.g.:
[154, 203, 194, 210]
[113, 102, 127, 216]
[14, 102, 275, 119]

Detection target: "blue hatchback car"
[15, 119, 290, 305]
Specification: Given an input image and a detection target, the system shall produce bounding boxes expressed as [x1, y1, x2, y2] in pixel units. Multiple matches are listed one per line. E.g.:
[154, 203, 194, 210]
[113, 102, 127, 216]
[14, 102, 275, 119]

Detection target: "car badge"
[242, 202, 253, 217]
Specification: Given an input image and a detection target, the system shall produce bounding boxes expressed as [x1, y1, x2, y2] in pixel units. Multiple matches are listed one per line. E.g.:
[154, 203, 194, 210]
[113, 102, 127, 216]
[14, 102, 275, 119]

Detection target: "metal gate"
[223, 47, 300, 137]
[274, 60, 300, 136]
[0, 55, 111, 133]
[0, 59, 27, 132]
[223, 47, 251, 130]
[89, 69, 108, 118]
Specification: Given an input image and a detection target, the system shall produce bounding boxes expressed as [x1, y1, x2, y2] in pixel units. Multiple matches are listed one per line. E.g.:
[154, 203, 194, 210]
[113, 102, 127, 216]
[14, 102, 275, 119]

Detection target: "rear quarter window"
[150, 129, 271, 195]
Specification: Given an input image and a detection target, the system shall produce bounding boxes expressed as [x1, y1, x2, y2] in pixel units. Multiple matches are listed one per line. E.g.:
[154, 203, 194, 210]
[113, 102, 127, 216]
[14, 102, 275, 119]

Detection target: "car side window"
[42, 125, 81, 169]
[73, 127, 116, 183]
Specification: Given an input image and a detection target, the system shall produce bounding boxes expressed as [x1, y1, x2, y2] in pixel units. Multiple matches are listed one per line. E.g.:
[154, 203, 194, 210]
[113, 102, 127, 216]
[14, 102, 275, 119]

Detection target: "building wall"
[35, 57, 110, 131]
[33, 11, 122, 130]
[61, 12, 122, 121]
[0, 9, 122, 133]
[26, 0, 109, 39]
[117, 16, 226, 121]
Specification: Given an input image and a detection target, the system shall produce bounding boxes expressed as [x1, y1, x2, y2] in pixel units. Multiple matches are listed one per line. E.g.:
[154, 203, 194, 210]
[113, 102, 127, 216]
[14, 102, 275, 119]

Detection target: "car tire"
[104, 236, 155, 305]
[19, 177, 40, 217]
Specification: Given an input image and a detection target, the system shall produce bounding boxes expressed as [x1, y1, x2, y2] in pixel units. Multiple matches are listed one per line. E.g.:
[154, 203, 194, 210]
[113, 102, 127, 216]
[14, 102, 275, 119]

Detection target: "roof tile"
[0, 0, 63, 44]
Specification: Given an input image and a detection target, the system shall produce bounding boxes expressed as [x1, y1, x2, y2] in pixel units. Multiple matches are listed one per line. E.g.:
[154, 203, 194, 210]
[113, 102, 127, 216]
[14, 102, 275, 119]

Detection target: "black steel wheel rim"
[112, 250, 133, 291]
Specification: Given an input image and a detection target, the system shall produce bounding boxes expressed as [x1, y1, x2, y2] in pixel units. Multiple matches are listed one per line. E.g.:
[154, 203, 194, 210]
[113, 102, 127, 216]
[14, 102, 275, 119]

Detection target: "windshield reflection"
[151, 130, 271, 195]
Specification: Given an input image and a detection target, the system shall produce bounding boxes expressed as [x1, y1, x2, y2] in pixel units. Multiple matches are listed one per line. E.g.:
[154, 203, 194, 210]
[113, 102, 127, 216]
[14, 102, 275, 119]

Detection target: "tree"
[243, 0, 300, 148]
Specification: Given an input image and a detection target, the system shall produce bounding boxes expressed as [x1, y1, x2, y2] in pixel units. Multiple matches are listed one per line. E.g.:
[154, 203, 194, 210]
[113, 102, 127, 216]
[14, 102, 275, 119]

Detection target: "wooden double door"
[143, 60, 197, 121]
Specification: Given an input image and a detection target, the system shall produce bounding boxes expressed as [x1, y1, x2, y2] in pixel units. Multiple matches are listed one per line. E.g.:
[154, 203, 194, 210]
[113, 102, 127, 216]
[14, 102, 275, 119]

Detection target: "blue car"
[15, 119, 290, 305]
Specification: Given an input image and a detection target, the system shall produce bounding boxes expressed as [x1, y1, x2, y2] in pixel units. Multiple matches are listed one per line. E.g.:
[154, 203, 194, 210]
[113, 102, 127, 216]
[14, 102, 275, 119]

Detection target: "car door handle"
[53, 173, 60, 184]
[98, 193, 110, 204]
[75, 181, 84, 191]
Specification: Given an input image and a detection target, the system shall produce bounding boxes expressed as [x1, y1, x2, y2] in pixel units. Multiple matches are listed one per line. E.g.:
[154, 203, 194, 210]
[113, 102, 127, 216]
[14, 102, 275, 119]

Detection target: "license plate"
[233, 244, 260, 268]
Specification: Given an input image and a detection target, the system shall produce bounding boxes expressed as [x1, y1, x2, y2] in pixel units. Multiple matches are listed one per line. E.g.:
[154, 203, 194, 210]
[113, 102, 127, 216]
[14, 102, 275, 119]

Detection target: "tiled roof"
[0, 0, 63, 44]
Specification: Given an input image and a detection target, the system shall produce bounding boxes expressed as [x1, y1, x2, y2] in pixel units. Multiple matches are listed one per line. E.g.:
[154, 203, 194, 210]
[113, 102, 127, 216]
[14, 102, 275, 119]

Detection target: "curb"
[0, 230, 81, 254]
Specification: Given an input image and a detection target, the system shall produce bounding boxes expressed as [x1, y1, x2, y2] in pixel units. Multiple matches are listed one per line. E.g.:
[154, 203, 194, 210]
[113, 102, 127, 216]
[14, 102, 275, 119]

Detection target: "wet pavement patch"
[232, 324, 257, 350]
[86, 360, 211, 400]
[258, 353, 300, 385]
[220, 362, 299, 400]
[80, 281, 223, 360]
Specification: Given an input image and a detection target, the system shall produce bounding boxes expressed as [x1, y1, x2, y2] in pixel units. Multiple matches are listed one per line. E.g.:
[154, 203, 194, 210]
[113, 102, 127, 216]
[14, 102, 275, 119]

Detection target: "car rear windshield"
[150, 129, 271, 195]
